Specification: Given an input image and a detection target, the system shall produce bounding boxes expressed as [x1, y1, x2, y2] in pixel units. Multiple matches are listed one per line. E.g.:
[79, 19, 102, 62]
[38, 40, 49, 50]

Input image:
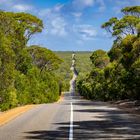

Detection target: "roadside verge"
[0, 105, 37, 126]
[0, 95, 64, 127]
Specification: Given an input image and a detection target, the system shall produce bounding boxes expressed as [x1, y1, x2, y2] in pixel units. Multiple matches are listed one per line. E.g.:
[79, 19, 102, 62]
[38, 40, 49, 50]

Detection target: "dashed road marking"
[69, 102, 73, 140]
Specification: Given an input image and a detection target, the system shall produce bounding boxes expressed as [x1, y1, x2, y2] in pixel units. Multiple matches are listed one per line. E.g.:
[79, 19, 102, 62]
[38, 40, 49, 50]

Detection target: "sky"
[0, 0, 140, 51]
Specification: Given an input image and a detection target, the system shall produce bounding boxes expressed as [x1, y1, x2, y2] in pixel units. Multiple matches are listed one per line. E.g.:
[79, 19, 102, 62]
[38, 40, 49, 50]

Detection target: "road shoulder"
[0, 105, 37, 126]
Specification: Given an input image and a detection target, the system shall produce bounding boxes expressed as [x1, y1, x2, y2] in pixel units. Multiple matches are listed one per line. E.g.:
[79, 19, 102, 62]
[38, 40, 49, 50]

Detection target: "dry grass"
[57, 95, 64, 103]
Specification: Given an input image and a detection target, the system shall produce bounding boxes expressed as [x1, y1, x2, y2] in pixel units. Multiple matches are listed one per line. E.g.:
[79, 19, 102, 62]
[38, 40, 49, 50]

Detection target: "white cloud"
[12, 4, 33, 12]
[72, 12, 82, 18]
[53, 4, 64, 12]
[39, 9, 51, 17]
[97, 0, 106, 12]
[73, 0, 94, 10]
[39, 4, 64, 17]
[50, 17, 67, 37]
[73, 24, 97, 40]
[39, 4, 67, 37]
[0, 0, 34, 12]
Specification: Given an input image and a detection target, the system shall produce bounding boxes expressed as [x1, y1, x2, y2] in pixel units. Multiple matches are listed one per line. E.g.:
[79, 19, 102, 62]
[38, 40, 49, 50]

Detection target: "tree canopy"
[101, 6, 140, 40]
[0, 11, 61, 111]
[77, 6, 140, 101]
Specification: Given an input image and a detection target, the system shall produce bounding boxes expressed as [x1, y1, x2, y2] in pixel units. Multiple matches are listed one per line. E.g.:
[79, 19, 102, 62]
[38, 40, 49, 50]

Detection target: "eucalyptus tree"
[102, 6, 140, 39]
[0, 11, 62, 111]
[77, 6, 140, 101]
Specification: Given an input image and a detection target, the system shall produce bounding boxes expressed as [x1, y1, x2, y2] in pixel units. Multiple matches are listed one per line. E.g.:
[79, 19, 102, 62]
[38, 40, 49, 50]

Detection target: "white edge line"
[69, 102, 73, 140]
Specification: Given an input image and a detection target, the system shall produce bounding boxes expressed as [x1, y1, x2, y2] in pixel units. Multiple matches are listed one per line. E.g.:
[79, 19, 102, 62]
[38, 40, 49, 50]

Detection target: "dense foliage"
[77, 6, 140, 101]
[0, 11, 62, 111]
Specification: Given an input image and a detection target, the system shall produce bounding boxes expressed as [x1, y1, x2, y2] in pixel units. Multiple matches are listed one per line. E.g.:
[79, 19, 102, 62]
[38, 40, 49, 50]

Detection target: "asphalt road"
[0, 93, 140, 140]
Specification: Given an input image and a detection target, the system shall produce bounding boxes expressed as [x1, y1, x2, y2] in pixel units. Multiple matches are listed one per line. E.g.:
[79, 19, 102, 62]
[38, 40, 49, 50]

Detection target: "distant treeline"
[0, 11, 62, 111]
[55, 51, 92, 91]
[77, 6, 140, 101]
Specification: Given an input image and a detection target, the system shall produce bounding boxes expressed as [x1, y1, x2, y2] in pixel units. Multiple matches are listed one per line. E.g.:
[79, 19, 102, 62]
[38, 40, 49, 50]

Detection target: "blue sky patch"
[0, 0, 140, 51]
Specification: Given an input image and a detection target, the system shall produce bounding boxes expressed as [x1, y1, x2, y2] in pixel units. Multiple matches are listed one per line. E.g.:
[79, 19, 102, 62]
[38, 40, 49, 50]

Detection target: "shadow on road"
[24, 129, 69, 140]
[24, 96, 140, 140]
[24, 119, 140, 139]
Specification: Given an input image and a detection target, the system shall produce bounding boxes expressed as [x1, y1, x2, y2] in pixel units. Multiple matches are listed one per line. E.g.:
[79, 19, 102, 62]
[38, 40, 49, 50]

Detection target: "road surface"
[0, 93, 140, 140]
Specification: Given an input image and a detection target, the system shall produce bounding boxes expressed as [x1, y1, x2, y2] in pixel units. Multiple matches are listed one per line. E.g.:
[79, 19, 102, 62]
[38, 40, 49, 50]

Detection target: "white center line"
[69, 102, 73, 140]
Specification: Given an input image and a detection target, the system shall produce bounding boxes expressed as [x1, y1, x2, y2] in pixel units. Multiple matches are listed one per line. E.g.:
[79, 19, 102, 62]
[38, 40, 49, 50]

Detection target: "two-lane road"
[0, 93, 140, 140]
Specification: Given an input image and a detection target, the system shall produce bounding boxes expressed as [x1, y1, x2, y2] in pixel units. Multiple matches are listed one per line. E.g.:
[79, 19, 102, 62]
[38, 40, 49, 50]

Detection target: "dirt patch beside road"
[0, 105, 37, 126]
